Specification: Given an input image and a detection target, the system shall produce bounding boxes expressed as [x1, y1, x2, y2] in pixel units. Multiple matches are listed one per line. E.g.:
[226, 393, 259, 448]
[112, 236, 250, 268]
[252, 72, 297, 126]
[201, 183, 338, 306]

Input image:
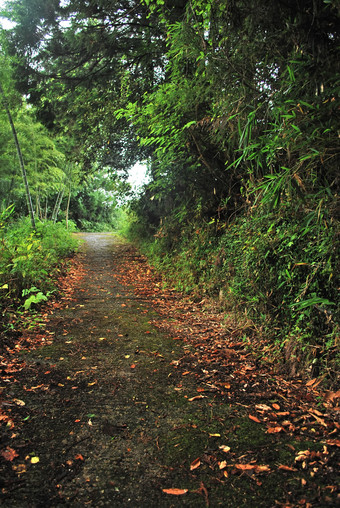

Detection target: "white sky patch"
[0, 0, 14, 29]
[128, 162, 149, 191]
[0, 16, 14, 29]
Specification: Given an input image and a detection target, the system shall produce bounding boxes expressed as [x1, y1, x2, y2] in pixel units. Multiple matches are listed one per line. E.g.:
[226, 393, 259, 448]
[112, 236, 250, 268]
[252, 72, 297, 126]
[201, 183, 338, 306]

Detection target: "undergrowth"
[0, 207, 79, 330]
[127, 202, 339, 384]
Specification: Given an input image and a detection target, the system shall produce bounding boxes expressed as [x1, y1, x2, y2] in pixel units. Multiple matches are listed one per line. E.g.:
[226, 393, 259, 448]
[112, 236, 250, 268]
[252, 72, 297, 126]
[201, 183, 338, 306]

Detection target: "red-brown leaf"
[278, 464, 297, 471]
[235, 464, 256, 470]
[190, 457, 201, 470]
[162, 488, 188, 495]
[1, 446, 18, 462]
[266, 426, 284, 434]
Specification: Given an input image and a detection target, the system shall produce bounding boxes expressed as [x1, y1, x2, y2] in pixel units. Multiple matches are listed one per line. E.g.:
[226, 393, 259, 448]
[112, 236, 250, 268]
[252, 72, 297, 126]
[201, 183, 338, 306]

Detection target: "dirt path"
[0, 234, 338, 507]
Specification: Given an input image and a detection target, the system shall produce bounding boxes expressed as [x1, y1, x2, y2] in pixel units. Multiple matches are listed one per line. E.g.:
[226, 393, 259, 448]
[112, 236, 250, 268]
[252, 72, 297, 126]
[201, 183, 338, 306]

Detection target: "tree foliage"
[2, 0, 339, 377]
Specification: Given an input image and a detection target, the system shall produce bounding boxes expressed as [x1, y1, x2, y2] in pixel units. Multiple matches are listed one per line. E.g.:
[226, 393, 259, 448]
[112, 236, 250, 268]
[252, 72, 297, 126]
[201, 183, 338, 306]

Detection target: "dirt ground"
[0, 233, 338, 507]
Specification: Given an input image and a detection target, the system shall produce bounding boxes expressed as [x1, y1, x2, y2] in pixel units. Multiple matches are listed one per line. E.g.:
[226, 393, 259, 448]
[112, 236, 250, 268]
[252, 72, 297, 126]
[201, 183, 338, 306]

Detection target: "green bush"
[135, 202, 339, 379]
[0, 212, 79, 308]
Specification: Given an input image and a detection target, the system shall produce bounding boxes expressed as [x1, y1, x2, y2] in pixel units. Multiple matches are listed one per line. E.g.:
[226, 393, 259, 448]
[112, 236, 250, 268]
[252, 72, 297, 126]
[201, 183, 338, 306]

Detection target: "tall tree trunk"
[64, 163, 73, 230]
[52, 186, 64, 223]
[65, 186, 71, 229]
[51, 189, 61, 222]
[0, 81, 36, 228]
[36, 191, 43, 220]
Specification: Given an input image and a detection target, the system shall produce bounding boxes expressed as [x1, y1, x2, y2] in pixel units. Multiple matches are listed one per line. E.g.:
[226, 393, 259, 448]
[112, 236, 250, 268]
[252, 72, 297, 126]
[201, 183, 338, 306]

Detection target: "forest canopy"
[0, 0, 339, 379]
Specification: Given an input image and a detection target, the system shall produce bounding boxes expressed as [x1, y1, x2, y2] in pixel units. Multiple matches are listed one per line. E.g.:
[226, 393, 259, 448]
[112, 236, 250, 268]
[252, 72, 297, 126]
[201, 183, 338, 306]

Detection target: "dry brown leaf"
[13, 399, 25, 407]
[255, 465, 271, 473]
[235, 464, 256, 471]
[219, 445, 231, 453]
[326, 439, 340, 447]
[255, 404, 271, 411]
[267, 426, 284, 434]
[162, 488, 188, 495]
[188, 395, 206, 401]
[278, 464, 297, 471]
[249, 414, 261, 423]
[324, 390, 340, 402]
[1, 446, 18, 462]
[12, 464, 26, 474]
[190, 457, 201, 471]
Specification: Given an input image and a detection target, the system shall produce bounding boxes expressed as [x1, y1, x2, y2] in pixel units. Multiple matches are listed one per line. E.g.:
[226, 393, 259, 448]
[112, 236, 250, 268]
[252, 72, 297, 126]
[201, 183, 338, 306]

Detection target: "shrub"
[0, 213, 78, 309]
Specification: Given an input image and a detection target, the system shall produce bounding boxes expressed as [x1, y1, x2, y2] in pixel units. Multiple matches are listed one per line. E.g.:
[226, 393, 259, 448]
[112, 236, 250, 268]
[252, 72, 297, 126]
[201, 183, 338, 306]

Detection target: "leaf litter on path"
[0, 234, 339, 507]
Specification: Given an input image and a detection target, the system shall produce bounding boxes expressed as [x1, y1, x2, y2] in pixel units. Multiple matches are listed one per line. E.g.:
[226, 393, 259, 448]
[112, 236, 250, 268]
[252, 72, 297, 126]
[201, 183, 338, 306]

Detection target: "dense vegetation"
[0, 0, 339, 381]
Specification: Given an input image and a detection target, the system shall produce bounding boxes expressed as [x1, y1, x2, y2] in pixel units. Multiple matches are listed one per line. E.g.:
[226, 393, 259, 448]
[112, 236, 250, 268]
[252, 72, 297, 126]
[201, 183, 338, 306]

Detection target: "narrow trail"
[0, 234, 338, 507]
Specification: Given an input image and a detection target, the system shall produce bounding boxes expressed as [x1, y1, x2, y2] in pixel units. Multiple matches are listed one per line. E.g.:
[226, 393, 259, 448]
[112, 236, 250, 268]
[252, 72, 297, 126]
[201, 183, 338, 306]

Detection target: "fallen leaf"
[31, 457, 39, 464]
[188, 395, 206, 401]
[162, 488, 188, 495]
[272, 403, 281, 410]
[1, 446, 18, 461]
[130, 364, 136, 369]
[190, 457, 201, 470]
[249, 414, 261, 423]
[219, 445, 231, 453]
[266, 426, 284, 434]
[255, 465, 271, 473]
[326, 439, 340, 447]
[29, 384, 45, 390]
[13, 399, 25, 407]
[75, 454, 84, 461]
[235, 464, 256, 471]
[209, 433, 221, 437]
[255, 404, 272, 411]
[219, 460, 227, 469]
[324, 390, 340, 403]
[278, 464, 297, 471]
[12, 463, 26, 473]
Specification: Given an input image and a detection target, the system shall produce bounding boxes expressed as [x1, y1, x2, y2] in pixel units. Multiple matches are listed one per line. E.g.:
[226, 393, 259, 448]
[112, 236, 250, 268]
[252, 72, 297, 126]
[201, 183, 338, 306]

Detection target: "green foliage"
[66, 170, 122, 231]
[0, 212, 78, 309]
[4, 0, 339, 378]
[136, 201, 339, 378]
[22, 286, 48, 310]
